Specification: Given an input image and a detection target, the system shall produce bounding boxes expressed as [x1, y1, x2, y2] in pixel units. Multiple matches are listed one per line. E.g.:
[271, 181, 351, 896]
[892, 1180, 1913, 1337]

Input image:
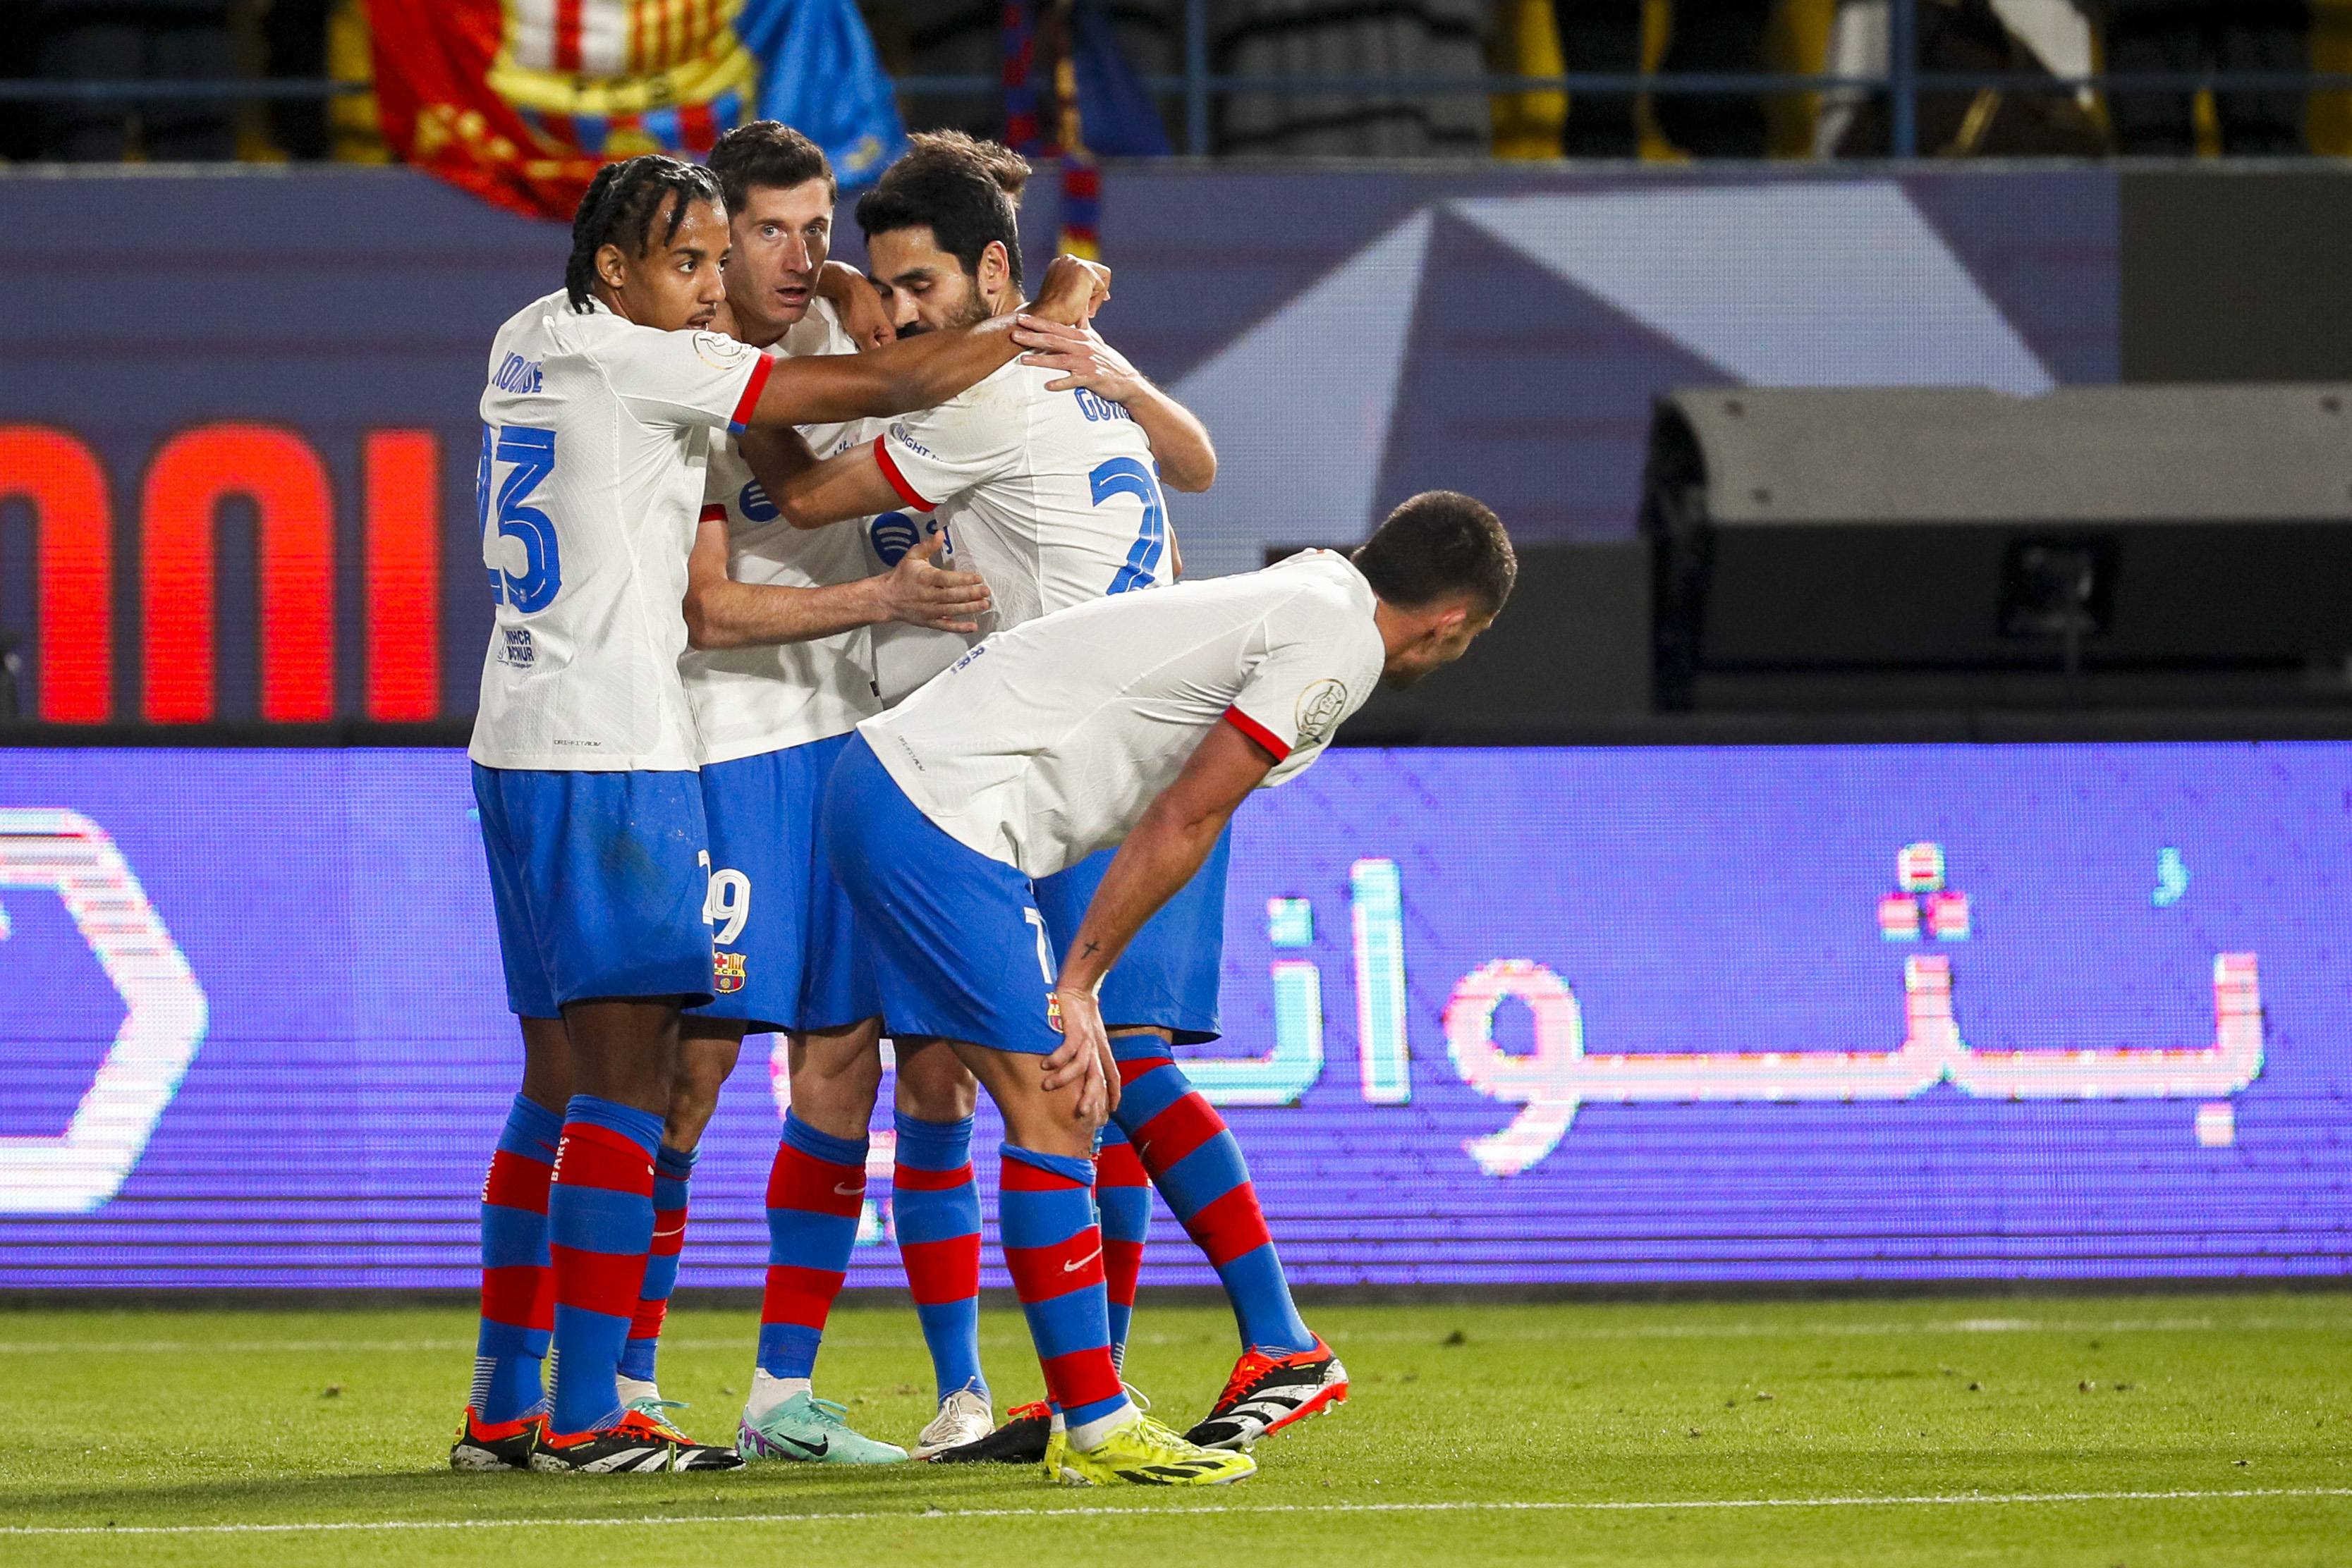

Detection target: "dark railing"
[2, 0, 2345, 159]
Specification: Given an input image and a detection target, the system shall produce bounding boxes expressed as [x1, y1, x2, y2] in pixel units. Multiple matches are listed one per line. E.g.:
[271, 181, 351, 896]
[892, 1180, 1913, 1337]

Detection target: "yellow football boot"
[1047, 1414, 1257, 1486]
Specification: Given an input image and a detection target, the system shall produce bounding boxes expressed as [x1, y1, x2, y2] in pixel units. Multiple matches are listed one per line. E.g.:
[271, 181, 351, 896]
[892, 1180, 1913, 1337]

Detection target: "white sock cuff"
[1067, 1400, 1138, 1451]
[745, 1370, 813, 1421]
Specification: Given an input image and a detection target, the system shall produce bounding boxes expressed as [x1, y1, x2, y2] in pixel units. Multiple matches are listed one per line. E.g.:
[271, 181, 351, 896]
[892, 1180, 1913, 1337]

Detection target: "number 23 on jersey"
[479, 424, 563, 612]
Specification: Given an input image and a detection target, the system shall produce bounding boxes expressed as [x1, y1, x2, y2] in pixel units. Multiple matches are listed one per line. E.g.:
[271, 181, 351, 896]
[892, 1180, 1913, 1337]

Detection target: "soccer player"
[652, 130, 1213, 1464]
[820, 493, 1515, 1484]
[611, 121, 998, 1467]
[451, 151, 1107, 1475]
[771, 133, 1342, 1457]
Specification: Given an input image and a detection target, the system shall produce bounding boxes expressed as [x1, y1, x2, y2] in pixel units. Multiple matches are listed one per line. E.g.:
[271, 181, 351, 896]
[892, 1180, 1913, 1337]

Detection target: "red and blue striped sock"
[1000, 1144, 1131, 1446]
[470, 1092, 561, 1424]
[1093, 1127, 1151, 1372]
[891, 1110, 987, 1402]
[1113, 1050, 1315, 1354]
[757, 1111, 866, 1380]
[546, 1096, 663, 1436]
[619, 1141, 695, 1385]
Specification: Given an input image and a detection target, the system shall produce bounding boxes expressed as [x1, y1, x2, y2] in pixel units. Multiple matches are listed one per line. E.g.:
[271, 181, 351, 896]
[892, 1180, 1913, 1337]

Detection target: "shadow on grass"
[4, 1456, 1266, 1529]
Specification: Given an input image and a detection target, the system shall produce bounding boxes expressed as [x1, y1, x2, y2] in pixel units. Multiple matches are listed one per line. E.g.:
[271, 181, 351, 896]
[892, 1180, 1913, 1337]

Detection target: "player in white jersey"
[767, 132, 1216, 627]
[730, 133, 1298, 1462]
[766, 135, 1353, 1459]
[455, 152, 1109, 1477]
[819, 494, 1516, 1486]
[594, 123, 1004, 1468]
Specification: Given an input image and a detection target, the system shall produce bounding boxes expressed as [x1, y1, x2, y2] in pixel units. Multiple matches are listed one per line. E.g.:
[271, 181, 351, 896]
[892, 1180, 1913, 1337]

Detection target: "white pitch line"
[4, 1487, 2346, 1538]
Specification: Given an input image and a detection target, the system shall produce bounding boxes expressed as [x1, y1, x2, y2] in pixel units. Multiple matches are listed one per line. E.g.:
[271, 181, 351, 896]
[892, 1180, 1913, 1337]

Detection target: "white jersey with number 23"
[470, 289, 771, 773]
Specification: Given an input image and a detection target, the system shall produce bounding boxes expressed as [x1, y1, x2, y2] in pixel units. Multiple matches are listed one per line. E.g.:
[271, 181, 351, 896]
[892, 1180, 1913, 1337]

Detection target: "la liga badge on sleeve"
[1295, 680, 1349, 745]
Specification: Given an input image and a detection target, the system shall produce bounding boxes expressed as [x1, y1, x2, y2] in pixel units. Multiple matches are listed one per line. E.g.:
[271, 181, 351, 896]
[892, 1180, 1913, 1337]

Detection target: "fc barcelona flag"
[368, 0, 906, 223]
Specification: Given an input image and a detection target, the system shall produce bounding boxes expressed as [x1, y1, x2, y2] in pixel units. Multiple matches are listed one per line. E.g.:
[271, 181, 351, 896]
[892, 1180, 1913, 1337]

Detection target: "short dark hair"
[564, 154, 724, 312]
[708, 121, 835, 213]
[856, 131, 1029, 291]
[1352, 491, 1516, 615]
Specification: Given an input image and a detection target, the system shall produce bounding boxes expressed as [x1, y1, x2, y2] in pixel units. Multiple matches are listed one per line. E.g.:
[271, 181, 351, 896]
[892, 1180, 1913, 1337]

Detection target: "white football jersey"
[863, 510, 967, 706]
[860, 551, 1385, 878]
[777, 299, 965, 708]
[470, 290, 772, 772]
[681, 299, 887, 764]
[873, 359, 1169, 635]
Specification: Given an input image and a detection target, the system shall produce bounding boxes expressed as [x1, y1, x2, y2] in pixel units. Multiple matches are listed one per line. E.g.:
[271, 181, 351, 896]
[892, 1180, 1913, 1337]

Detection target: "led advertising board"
[1, 742, 2341, 1289]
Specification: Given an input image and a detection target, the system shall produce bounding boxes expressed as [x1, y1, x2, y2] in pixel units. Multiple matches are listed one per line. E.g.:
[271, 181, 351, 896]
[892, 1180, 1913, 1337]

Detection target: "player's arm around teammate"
[682, 522, 989, 648]
[630, 125, 1006, 1467]
[818, 494, 1515, 1484]
[1010, 317, 1215, 493]
[737, 255, 1108, 431]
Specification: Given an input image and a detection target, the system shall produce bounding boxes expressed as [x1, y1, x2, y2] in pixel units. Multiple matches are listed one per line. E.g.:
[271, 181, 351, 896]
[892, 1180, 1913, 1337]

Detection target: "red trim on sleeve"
[872, 436, 937, 510]
[1222, 705, 1291, 762]
[726, 353, 774, 434]
[698, 503, 726, 524]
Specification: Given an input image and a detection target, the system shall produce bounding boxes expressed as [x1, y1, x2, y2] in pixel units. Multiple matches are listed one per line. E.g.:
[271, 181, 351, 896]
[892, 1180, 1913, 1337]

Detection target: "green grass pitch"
[2, 1294, 2346, 1565]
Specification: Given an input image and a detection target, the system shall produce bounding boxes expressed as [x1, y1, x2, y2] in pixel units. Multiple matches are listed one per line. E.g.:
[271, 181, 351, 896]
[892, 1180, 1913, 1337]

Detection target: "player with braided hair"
[453, 152, 1108, 1476]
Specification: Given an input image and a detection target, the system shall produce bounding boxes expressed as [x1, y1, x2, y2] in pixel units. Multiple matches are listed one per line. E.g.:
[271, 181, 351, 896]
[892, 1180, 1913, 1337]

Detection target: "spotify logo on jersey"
[738, 481, 779, 523]
[871, 511, 944, 566]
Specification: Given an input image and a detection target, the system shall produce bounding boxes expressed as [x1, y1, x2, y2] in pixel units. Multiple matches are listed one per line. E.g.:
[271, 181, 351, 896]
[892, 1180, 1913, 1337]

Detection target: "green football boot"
[737, 1391, 909, 1464]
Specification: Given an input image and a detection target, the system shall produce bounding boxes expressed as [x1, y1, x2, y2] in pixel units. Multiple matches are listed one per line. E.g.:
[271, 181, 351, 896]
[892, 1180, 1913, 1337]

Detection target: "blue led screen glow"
[0, 743, 2344, 1288]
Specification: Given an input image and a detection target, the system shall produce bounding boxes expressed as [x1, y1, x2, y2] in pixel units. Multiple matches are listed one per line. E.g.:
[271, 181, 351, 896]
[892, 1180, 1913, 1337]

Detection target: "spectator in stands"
[37, 0, 238, 160]
[2105, 0, 2310, 154]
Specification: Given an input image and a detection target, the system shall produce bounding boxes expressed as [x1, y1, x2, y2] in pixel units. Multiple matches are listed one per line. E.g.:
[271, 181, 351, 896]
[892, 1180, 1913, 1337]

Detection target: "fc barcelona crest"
[713, 951, 747, 993]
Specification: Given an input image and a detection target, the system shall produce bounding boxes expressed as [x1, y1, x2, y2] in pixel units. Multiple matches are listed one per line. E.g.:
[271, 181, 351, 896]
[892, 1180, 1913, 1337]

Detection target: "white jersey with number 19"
[872, 357, 1168, 636]
[469, 289, 772, 773]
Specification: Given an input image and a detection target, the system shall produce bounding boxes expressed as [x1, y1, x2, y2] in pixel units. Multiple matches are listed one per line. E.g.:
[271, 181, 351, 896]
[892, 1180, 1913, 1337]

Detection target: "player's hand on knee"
[882, 535, 989, 632]
[1044, 986, 1118, 1122]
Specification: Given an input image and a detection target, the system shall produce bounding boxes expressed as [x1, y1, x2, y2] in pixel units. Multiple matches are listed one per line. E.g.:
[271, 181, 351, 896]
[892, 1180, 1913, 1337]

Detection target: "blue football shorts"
[471, 764, 714, 1017]
[1032, 827, 1231, 1045]
[820, 733, 1064, 1055]
[688, 732, 882, 1035]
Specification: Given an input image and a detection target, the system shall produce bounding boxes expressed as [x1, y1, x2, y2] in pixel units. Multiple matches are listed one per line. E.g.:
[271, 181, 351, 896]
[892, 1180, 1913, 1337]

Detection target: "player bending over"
[602, 121, 997, 1468]
[819, 493, 1514, 1484]
[664, 128, 1224, 1465]
[452, 151, 1105, 1476]
[772, 132, 1341, 1460]
[745, 131, 1266, 1462]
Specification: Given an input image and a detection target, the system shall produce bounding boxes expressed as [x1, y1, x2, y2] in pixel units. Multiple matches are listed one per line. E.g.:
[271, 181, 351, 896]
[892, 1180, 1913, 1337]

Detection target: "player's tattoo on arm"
[1055, 721, 1272, 996]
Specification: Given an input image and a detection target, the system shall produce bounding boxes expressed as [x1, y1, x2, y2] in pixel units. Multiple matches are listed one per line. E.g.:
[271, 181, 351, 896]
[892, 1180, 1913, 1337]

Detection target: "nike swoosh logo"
[1063, 1248, 1102, 1273]
[834, 1182, 864, 1196]
[778, 1433, 829, 1457]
